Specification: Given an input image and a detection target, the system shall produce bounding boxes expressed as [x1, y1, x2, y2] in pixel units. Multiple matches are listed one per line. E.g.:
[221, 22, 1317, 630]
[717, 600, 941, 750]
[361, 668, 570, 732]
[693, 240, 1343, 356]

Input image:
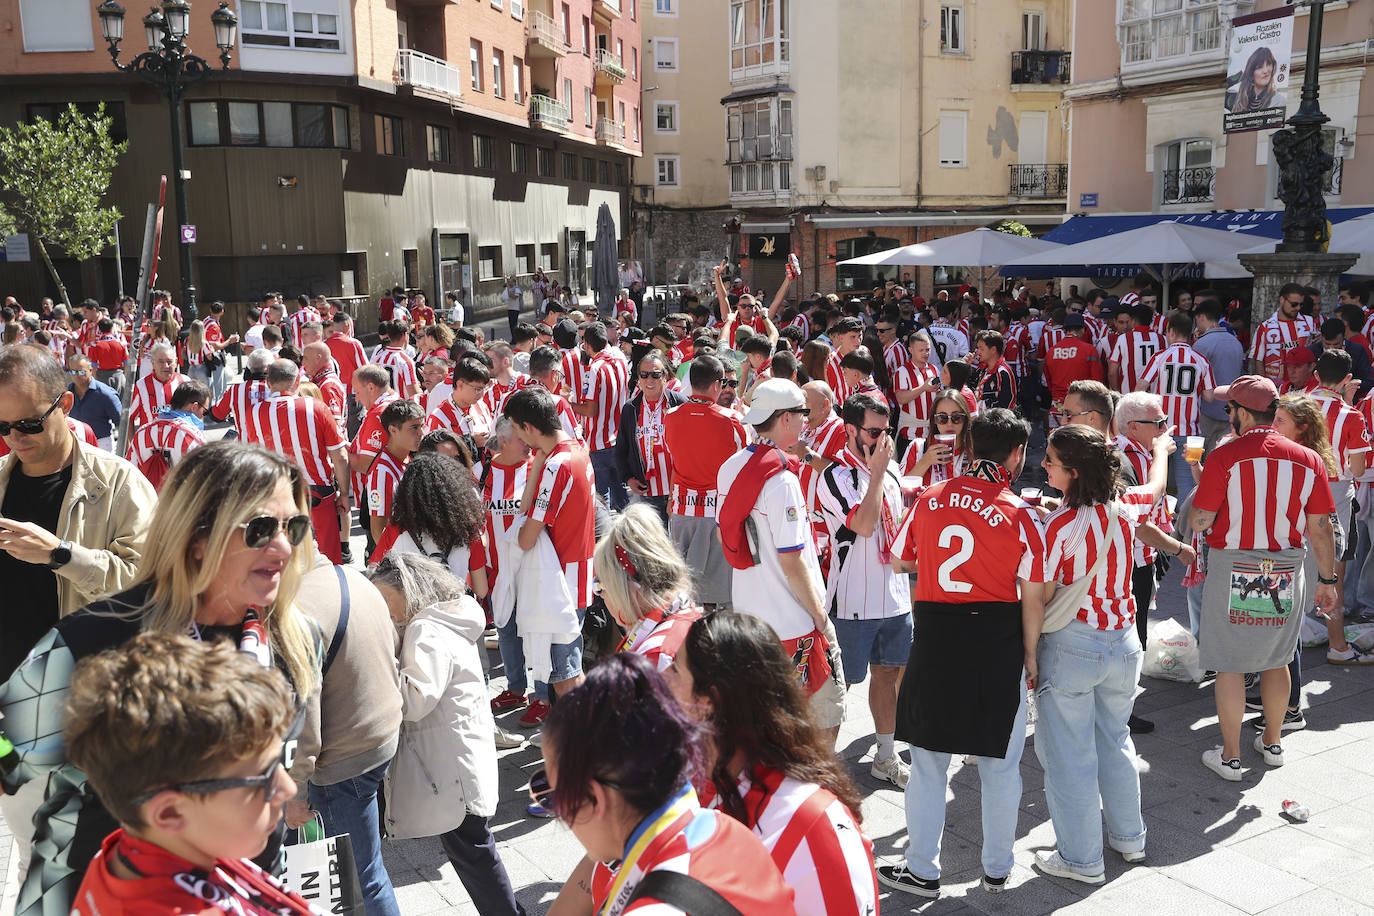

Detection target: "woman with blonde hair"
[0, 439, 323, 916]
[181, 318, 238, 383]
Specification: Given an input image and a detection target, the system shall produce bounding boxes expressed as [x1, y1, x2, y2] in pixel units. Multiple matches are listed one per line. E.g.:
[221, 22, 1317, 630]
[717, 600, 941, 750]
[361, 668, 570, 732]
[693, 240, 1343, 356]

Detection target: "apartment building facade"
[0, 0, 641, 320]
[639, 0, 1072, 301]
[1062, 0, 1371, 270]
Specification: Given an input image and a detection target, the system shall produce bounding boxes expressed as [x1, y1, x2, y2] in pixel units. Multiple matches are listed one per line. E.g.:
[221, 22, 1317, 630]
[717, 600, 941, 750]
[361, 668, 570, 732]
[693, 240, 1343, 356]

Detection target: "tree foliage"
[991, 219, 1032, 238]
[0, 103, 127, 307]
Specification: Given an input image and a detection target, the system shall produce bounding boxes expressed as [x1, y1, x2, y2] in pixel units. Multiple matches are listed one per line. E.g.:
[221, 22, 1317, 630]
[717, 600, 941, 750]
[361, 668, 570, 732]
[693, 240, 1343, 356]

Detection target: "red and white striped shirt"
[212, 378, 271, 438]
[883, 339, 912, 381]
[1137, 342, 1216, 437]
[1113, 434, 1164, 567]
[784, 312, 810, 338]
[1083, 314, 1108, 347]
[312, 370, 347, 432]
[662, 398, 749, 517]
[1193, 425, 1335, 551]
[76, 319, 101, 354]
[351, 391, 399, 499]
[481, 373, 539, 418]
[125, 415, 205, 486]
[203, 316, 224, 344]
[582, 350, 630, 451]
[482, 458, 529, 589]
[366, 449, 407, 518]
[181, 340, 216, 369]
[426, 397, 493, 438]
[1311, 390, 1370, 481]
[618, 601, 703, 672]
[631, 394, 673, 497]
[1109, 328, 1167, 393]
[562, 348, 588, 405]
[1044, 488, 1159, 631]
[826, 351, 850, 404]
[1250, 314, 1317, 383]
[128, 372, 190, 429]
[527, 439, 597, 609]
[1004, 323, 1033, 377]
[800, 414, 847, 521]
[286, 306, 322, 347]
[244, 394, 346, 488]
[372, 346, 418, 396]
[890, 361, 940, 436]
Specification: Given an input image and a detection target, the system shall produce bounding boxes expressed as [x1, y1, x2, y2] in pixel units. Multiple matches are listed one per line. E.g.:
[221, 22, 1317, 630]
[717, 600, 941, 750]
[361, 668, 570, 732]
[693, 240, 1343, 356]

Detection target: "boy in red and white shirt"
[125, 380, 209, 490]
[366, 399, 424, 542]
[890, 333, 940, 447]
[1108, 304, 1167, 393]
[1136, 312, 1215, 502]
[371, 320, 420, 399]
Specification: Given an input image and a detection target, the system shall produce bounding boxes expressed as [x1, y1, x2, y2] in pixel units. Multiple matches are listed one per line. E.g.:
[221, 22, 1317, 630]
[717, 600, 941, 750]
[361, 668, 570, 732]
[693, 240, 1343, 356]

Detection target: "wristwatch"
[47, 541, 72, 570]
[1317, 572, 1339, 585]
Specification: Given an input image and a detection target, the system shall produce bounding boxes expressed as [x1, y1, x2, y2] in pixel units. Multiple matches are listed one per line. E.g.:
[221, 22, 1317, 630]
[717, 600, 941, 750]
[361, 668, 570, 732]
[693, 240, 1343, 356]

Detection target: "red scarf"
[718, 445, 799, 571]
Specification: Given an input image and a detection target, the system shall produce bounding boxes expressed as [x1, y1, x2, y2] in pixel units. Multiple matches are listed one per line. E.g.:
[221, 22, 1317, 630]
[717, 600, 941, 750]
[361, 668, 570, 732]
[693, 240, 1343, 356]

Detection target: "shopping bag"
[1345, 621, 1374, 651]
[1300, 613, 1330, 648]
[280, 814, 366, 916]
[1142, 618, 1205, 683]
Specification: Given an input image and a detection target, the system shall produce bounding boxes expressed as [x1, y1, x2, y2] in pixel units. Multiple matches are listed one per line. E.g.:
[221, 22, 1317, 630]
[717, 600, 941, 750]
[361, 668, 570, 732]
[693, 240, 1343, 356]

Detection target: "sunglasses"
[527, 766, 624, 815]
[932, 412, 967, 425]
[722, 379, 739, 388]
[875, 326, 895, 334]
[1131, 417, 1168, 428]
[1059, 408, 1100, 421]
[240, 514, 312, 549]
[859, 426, 888, 437]
[787, 406, 810, 415]
[0, 392, 64, 437]
[638, 370, 664, 380]
[131, 707, 304, 806]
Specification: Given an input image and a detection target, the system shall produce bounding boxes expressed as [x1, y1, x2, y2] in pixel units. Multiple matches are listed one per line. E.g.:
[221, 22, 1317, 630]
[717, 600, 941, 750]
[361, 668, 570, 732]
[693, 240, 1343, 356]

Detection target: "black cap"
[1063, 313, 1087, 329]
[553, 318, 580, 350]
[831, 317, 865, 335]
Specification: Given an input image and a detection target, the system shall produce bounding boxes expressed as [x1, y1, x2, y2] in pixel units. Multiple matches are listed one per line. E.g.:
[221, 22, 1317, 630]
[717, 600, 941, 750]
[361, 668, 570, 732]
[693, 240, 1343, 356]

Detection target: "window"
[633, 106, 640, 142]
[1160, 138, 1213, 204]
[616, 162, 625, 185]
[940, 4, 964, 53]
[938, 111, 967, 167]
[836, 236, 901, 292]
[27, 102, 128, 143]
[730, 0, 789, 73]
[583, 156, 596, 181]
[725, 97, 791, 162]
[478, 245, 502, 280]
[240, 0, 342, 51]
[563, 78, 574, 120]
[491, 0, 502, 8]
[511, 141, 529, 173]
[631, 47, 639, 79]
[540, 242, 559, 271]
[537, 147, 555, 177]
[511, 0, 523, 18]
[19, 0, 94, 52]
[1022, 10, 1043, 50]
[655, 155, 680, 187]
[584, 88, 594, 127]
[616, 38, 624, 63]
[516, 244, 535, 274]
[186, 100, 349, 149]
[492, 50, 505, 98]
[655, 0, 675, 13]
[1119, 0, 1237, 65]
[561, 3, 571, 42]
[473, 134, 495, 169]
[513, 57, 524, 103]
[654, 37, 679, 71]
[427, 125, 451, 163]
[470, 40, 483, 92]
[598, 160, 611, 184]
[563, 151, 578, 178]
[375, 114, 404, 156]
[581, 17, 591, 53]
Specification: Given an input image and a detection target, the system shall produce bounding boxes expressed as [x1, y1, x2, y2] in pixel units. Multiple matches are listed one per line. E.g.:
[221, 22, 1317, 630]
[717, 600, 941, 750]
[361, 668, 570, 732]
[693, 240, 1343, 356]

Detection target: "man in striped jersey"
[367, 398, 424, 543]
[1136, 311, 1216, 504]
[124, 380, 210, 490]
[210, 348, 272, 439]
[285, 294, 321, 348]
[891, 332, 940, 451]
[483, 417, 535, 713]
[572, 321, 630, 511]
[615, 351, 686, 522]
[527, 345, 585, 441]
[1108, 304, 1167, 394]
[827, 317, 866, 404]
[371, 321, 420, 400]
[426, 357, 493, 445]
[127, 344, 189, 440]
[245, 360, 352, 564]
[479, 341, 536, 418]
[302, 342, 347, 434]
[326, 313, 367, 437]
[1250, 283, 1317, 382]
[1192, 375, 1338, 779]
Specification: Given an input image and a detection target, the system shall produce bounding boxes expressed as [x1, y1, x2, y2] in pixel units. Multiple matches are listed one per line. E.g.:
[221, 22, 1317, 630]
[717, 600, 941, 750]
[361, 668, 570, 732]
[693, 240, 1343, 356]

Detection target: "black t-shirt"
[0, 465, 72, 679]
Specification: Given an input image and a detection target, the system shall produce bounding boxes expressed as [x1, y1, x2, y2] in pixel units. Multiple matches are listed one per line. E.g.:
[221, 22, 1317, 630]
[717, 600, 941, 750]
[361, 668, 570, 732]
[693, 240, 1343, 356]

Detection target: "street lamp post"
[97, 0, 237, 325]
[1273, 0, 1331, 253]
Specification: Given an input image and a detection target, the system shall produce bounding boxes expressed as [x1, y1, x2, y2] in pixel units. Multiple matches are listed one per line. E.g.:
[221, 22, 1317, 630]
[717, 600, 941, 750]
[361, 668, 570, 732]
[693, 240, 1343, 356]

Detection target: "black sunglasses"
[240, 514, 312, 549]
[131, 707, 304, 806]
[0, 392, 64, 437]
[722, 379, 739, 388]
[1131, 417, 1168, 428]
[932, 412, 967, 425]
[528, 766, 623, 815]
[638, 370, 664, 380]
[858, 426, 888, 437]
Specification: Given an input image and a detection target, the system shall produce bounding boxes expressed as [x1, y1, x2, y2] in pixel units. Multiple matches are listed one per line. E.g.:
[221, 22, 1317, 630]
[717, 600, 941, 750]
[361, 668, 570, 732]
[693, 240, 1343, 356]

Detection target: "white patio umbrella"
[1232, 214, 1374, 276]
[837, 227, 1065, 295]
[1003, 221, 1263, 307]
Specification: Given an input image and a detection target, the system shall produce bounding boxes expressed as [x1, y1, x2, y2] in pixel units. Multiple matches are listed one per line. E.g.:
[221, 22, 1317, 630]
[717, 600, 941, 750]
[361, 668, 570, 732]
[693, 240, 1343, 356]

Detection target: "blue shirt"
[67, 379, 122, 439]
[1193, 326, 1244, 423]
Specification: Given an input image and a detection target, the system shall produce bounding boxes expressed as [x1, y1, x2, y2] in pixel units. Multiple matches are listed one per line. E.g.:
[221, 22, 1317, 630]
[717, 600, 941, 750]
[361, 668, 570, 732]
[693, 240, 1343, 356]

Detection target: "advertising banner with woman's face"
[1224, 6, 1293, 133]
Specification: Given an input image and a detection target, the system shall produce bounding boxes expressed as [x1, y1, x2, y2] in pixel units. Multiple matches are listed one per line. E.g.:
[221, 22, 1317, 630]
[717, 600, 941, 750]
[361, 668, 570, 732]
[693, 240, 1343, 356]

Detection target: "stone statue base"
[1239, 251, 1359, 327]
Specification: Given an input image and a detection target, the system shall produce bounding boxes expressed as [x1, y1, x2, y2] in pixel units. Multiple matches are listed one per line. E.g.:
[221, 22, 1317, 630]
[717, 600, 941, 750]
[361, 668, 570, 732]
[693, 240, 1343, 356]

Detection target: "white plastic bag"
[1142, 618, 1205, 683]
[1345, 622, 1374, 651]
[1301, 613, 1330, 648]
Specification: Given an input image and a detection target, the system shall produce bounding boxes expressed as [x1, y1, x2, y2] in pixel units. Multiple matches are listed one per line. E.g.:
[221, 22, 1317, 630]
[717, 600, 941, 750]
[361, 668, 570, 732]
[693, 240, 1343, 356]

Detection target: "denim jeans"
[439, 813, 526, 916]
[496, 614, 549, 700]
[1034, 620, 1146, 876]
[1172, 434, 1195, 506]
[590, 447, 629, 511]
[903, 676, 1028, 881]
[1347, 516, 1373, 615]
[308, 762, 401, 916]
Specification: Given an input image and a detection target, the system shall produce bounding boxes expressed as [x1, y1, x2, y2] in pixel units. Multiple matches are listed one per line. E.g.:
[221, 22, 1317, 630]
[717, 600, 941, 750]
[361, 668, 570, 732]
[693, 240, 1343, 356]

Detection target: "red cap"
[1282, 348, 1315, 368]
[1213, 375, 1280, 411]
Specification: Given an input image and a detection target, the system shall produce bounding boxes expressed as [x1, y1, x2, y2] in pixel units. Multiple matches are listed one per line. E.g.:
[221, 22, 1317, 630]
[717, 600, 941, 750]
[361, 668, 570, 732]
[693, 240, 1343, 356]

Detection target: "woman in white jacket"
[367, 554, 526, 916]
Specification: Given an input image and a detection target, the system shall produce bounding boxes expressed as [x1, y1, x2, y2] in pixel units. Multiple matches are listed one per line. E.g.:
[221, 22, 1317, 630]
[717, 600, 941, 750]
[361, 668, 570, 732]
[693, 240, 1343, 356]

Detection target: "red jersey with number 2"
[892, 475, 1046, 604]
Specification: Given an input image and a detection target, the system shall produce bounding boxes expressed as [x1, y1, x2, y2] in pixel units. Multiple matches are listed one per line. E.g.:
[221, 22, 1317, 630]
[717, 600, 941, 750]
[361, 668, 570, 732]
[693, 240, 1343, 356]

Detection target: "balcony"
[729, 161, 793, 207]
[530, 93, 570, 131]
[527, 10, 568, 58]
[396, 49, 463, 101]
[596, 116, 626, 147]
[1010, 50, 1071, 85]
[1008, 163, 1068, 199]
[594, 48, 626, 86]
[592, 0, 620, 21]
[1161, 167, 1215, 205]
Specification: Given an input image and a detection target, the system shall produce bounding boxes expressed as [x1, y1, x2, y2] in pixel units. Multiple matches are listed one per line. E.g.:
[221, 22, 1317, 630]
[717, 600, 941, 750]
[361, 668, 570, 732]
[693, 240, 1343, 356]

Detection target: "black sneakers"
[877, 864, 940, 898]
[1251, 708, 1307, 733]
[982, 873, 1008, 893]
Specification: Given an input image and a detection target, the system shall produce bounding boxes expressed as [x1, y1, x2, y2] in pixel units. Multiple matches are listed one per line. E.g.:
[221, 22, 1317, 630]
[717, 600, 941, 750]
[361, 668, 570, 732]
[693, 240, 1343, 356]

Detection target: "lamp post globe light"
[97, 0, 238, 325]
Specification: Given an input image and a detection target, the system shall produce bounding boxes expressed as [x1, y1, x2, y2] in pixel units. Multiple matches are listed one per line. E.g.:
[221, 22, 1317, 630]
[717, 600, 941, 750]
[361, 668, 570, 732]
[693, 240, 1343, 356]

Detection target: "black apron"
[895, 599, 1024, 758]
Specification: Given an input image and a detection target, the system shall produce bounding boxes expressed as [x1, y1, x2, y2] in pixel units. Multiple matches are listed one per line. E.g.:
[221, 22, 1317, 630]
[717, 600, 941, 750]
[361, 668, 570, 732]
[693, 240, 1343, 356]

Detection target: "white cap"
[742, 378, 805, 425]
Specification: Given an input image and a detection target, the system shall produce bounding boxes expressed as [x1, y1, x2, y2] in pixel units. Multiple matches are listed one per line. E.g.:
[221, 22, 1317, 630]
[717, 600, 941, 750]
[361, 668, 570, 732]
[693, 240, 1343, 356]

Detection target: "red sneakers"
[518, 699, 552, 728]
[490, 689, 528, 712]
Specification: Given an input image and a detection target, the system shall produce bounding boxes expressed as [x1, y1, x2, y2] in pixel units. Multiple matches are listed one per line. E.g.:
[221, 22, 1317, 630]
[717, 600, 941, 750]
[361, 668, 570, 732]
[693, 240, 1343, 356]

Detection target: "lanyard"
[600, 783, 697, 916]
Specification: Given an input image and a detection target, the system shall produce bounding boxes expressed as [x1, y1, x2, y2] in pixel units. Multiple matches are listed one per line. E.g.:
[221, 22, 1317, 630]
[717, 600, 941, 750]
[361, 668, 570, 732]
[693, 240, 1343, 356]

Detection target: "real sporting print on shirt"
[1227, 559, 1297, 626]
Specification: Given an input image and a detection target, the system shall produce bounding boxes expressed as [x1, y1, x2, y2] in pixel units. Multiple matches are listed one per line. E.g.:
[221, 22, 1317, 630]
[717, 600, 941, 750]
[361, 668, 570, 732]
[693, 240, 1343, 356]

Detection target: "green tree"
[0, 103, 126, 308]
[991, 219, 1032, 238]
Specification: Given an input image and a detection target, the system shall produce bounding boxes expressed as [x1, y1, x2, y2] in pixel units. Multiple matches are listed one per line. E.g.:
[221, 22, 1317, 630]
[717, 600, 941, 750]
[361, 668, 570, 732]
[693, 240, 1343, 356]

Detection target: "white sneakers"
[1202, 747, 1242, 781]
[1252, 734, 1284, 767]
[871, 754, 910, 789]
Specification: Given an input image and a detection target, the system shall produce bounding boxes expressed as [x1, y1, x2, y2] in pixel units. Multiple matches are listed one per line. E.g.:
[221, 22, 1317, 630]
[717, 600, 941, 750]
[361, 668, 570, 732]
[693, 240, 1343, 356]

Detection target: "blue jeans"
[496, 614, 532, 696]
[1347, 516, 1373, 615]
[308, 762, 400, 916]
[1173, 434, 1195, 505]
[904, 676, 1027, 881]
[591, 447, 629, 511]
[1035, 620, 1146, 876]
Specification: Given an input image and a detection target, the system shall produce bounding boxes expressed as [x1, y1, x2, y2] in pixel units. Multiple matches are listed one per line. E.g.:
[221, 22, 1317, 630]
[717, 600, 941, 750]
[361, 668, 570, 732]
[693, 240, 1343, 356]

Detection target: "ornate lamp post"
[1273, 0, 1332, 253]
[96, 0, 238, 325]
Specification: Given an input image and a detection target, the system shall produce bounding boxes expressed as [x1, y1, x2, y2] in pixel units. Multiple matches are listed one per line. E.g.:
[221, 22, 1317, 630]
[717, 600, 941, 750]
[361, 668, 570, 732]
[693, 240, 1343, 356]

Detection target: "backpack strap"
[323, 565, 351, 677]
[626, 870, 746, 916]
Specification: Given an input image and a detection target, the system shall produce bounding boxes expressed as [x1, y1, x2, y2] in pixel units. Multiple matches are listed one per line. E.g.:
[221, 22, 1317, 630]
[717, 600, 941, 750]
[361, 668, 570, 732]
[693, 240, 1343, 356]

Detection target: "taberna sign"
[749, 233, 790, 259]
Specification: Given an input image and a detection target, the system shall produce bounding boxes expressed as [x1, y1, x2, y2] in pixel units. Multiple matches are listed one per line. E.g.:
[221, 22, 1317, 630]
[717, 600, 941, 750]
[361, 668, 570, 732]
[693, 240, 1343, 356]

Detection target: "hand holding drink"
[934, 433, 957, 463]
[1020, 487, 1042, 507]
